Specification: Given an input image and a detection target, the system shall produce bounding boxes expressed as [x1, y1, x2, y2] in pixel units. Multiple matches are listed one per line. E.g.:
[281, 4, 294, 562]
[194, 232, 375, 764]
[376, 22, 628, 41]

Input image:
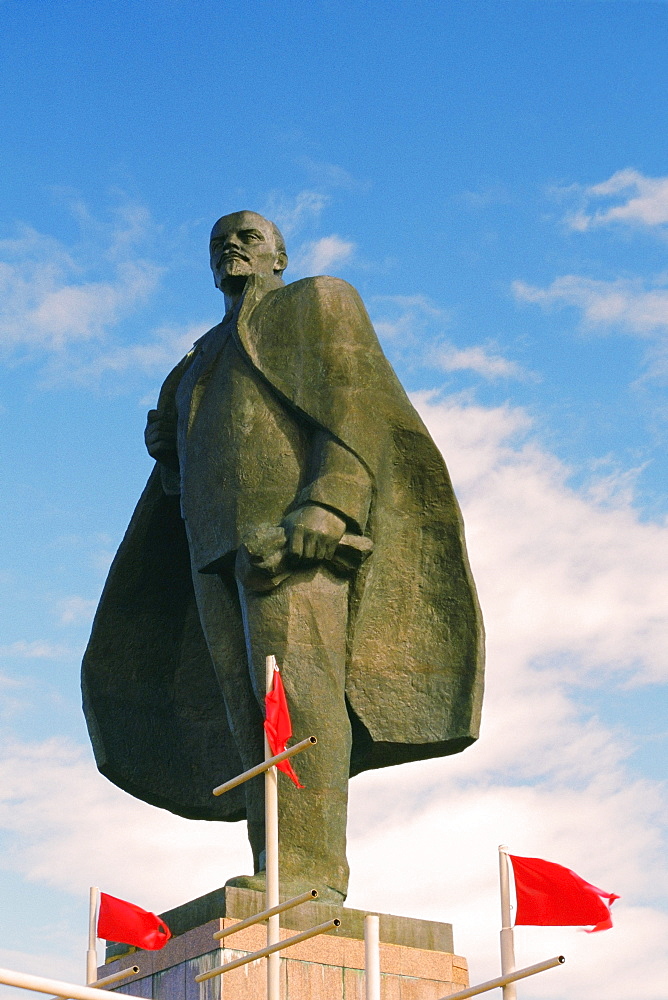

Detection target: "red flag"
[98, 892, 172, 950]
[264, 666, 304, 788]
[510, 855, 619, 932]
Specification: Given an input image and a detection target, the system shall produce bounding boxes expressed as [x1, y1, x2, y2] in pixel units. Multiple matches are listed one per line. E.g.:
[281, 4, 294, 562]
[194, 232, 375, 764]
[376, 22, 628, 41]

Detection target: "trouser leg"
[190, 564, 266, 872]
[237, 564, 352, 899]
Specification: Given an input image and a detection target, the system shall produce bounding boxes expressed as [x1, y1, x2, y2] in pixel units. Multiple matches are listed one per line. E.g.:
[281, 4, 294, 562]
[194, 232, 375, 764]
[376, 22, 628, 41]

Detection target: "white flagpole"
[265, 655, 280, 1000]
[0, 966, 145, 1000]
[364, 914, 380, 1000]
[86, 887, 99, 985]
[498, 846, 517, 1000]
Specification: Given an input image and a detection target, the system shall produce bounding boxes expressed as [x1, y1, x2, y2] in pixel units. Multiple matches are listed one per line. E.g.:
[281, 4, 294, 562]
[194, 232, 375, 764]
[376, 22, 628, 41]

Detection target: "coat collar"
[236, 271, 285, 365]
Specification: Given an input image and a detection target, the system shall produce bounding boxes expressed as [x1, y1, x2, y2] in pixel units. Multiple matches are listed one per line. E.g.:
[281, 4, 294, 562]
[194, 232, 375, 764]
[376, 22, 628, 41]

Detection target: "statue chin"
[219, 273, 249, 296]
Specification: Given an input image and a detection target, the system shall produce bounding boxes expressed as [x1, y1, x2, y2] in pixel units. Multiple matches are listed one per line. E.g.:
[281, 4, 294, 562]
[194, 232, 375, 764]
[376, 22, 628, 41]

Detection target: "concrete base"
[102, 886, 468, 1000]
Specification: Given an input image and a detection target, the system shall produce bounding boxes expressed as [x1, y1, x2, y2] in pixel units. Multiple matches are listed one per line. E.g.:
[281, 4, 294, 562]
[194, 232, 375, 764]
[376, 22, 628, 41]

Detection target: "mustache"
[220, 249, 250, 262]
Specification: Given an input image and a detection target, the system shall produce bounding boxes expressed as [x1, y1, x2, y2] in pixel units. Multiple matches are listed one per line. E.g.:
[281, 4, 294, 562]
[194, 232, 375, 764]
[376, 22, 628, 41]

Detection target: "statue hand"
[145, 409, 179, 471]
[282, 505, 346, 563]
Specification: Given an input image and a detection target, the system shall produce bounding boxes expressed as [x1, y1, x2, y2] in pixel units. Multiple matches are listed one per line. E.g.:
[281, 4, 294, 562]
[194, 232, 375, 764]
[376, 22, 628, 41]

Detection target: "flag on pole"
[97, 892, 172, 950]
[510, 855, 619, 932]
[264, 666, 304, 788]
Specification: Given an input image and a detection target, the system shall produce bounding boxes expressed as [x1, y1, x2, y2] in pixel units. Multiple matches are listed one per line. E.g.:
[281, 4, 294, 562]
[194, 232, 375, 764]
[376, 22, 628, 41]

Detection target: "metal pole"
[213, 890, 318, 940]
[47, 966, 141, 1000]
[212, 737, 317, 796]
[86, 887, 99, 985]
[364, 914, 381, 1000]
[266, 655, 280, 1000]
[195, 920, 341, 982]
[436, 955, 565, 1000]
[0, 966, 144, 1000]
[498, 845, 517, 1000]
[89, 967, 140, 989]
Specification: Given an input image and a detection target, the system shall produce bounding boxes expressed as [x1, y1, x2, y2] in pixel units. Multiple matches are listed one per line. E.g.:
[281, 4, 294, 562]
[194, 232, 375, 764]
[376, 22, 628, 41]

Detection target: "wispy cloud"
[0, 209, 161, 356]
[566, 169, 668, 232]
[415, 394, 668, 687]
[513, 274, 668, 337]
[262, 189, 329, 237]
[297, 157, 363, 190]
[291, 235, 355, 276]
[0, 674, 21, 689]
[523, 170, 668, 387]
[371, 294, 446, 341]
[458, 184, 511, 210]
[437, 344, 535, 381]
[42, 321, 208, 388]
[56, 596, 97, 626]
[0, 198, 218, 392]
[2, 261, 158, 352]
[0, 946, 82, 1000]
[0, 641, 73, 659]
[0, 737, 249, 911]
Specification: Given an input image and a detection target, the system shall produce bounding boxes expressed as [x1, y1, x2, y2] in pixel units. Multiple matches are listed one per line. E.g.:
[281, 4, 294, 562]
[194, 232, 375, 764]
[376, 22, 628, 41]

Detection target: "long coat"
[82, 273, 484, 821]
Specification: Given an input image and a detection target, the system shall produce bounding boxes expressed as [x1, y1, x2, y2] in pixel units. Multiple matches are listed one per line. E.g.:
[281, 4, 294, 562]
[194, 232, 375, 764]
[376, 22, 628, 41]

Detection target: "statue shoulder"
[193, 319, 226, 347]
[249, 275, 378, 358]
[283, 274, 362, 305]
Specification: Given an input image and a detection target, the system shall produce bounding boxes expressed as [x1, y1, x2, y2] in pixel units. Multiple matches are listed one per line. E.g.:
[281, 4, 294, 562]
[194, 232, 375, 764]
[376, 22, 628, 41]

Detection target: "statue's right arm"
[144, 348, 199, 475]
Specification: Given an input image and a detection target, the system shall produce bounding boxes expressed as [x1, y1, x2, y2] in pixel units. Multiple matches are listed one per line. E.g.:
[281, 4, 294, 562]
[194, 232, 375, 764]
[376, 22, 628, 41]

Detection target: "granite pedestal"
[102, 887, 468, 1000]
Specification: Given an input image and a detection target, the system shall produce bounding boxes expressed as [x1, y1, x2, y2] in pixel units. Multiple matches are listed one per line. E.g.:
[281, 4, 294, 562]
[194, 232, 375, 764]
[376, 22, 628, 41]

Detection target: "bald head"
[209, 211, 288, 303]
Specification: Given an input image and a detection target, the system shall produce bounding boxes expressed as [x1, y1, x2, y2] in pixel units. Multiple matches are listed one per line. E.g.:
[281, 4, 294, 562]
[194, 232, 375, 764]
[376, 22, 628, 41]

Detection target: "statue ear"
[274, 251, 288, 274]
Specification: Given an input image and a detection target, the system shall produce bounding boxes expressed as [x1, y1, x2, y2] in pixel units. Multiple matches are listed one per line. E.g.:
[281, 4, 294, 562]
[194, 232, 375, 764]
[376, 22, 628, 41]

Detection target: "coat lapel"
[235, 272, 285, 368]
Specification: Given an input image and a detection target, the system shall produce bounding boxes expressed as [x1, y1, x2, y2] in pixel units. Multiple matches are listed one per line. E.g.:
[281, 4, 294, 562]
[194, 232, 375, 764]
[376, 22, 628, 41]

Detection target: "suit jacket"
[82, 273, 485, 821]
[171, 293, 372, 573]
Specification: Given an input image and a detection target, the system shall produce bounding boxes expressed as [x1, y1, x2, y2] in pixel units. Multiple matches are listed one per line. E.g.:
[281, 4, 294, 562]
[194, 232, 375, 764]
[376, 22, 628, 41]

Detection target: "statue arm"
[282, 430, 372, 562]
[144, 347, 200, 488]
[296, 431, 372, 533]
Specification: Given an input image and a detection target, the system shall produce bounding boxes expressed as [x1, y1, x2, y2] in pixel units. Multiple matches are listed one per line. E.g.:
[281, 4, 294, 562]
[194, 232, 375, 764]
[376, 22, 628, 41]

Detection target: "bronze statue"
[82, 211, 484, 902]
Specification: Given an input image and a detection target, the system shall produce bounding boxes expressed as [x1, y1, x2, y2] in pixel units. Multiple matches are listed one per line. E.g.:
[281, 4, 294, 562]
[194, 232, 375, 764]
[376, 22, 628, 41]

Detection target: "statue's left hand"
[282, 505, 347, 563]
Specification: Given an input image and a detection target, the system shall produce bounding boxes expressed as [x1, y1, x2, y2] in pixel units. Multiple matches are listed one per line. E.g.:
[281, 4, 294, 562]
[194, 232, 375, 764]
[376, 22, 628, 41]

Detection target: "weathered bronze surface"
[82, 212, 484, 902]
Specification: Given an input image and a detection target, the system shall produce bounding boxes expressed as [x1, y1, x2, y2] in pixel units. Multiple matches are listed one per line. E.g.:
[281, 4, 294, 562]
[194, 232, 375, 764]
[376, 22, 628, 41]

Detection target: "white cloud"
[371, 294, 446, 341]
[0, 673, 23, 689]
[56, 597, 98, 626]
[513, 274, 668, 337]
[0, 641, 73, 660]
[0, 738, 248, 913]
[0, 207, 217, 391]
[568, 169, 668, 231]
[437, 344, 534, 381]
[344, 393, 668, 998]
[459, 184, 511, 209]
[262, 190, 329, 237]
[347, 776, 667, 999]
[291, 234, 355, 276]
[0, 946, 84, 1000]
[416, 395, 668, 686]
[0, 223, 160, 354]
[0, 394, 666, 999]
[297, 158, 363, 190]
[43, 321, 209, 388]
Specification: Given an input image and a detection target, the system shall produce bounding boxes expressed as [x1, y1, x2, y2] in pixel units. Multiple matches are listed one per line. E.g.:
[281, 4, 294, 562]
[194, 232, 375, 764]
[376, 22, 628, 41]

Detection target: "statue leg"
[237, 564, 352, 902]
[190, 564, 267, 872]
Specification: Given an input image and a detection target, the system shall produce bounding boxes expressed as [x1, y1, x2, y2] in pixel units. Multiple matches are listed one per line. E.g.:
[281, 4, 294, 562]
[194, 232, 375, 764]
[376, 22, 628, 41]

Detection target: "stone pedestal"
[102, 886, 468, 1000]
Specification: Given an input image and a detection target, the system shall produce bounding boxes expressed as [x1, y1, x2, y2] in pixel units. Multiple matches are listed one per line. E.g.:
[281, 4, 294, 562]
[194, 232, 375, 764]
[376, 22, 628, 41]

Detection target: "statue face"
[209, 212, 286, 290]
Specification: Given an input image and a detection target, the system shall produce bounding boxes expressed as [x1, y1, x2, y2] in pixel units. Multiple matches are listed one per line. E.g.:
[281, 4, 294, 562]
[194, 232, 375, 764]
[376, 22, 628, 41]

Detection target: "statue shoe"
[225, 872, 266, 892]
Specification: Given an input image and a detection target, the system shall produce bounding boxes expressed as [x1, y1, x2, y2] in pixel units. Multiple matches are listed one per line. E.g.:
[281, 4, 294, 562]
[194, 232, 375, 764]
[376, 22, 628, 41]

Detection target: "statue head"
[209, 211, 288, 299]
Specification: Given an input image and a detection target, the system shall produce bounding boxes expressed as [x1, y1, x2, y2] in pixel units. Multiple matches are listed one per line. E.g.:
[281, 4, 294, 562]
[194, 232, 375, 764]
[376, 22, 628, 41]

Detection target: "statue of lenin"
[82, 211, 484, 902]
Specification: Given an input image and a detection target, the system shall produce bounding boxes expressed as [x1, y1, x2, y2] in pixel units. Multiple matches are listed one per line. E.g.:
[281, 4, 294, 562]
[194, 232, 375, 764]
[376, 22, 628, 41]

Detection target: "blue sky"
[1, 2, 667, 998]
